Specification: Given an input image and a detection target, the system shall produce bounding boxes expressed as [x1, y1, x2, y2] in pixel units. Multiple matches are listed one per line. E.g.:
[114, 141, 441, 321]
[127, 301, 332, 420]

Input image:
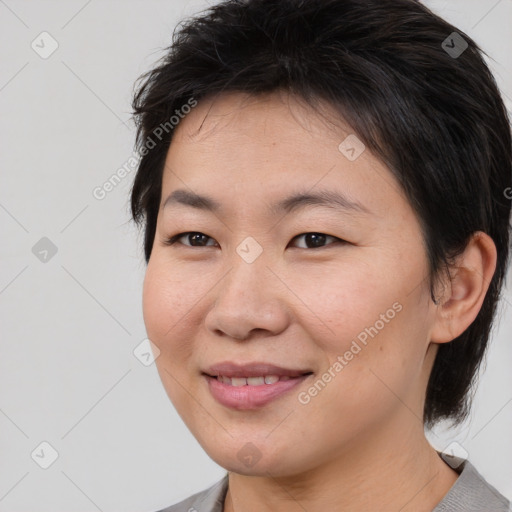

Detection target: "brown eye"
[164, 231, 344, 249]
[290, 232, 343, 249]
[164, 232, 218, 247]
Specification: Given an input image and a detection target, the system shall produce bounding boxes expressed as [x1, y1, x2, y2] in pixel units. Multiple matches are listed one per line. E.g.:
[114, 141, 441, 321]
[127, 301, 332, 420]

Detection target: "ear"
[429, 231, 497, 344]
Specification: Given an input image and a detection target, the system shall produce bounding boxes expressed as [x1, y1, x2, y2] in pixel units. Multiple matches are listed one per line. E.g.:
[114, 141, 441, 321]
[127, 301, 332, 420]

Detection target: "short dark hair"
[130, 0, 512, 427]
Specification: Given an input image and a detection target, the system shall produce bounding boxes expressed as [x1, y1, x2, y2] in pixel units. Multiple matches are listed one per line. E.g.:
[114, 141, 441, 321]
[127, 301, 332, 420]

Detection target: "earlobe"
[429, 231, 497, 344]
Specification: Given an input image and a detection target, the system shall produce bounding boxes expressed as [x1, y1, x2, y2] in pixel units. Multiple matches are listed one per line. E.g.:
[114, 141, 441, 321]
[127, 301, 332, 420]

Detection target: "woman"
[130, 0, 512, 510]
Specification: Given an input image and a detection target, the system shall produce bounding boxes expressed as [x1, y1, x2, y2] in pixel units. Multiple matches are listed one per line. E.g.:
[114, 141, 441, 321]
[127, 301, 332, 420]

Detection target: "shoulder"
[154, 474, 229, 512]
[434, 456, 511, 512]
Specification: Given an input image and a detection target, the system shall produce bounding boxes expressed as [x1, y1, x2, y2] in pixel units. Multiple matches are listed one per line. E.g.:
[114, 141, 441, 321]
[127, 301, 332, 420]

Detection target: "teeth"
[216, 374, 284, 386]
[231, 377, 247, 387]
[247, 376, 265, 386]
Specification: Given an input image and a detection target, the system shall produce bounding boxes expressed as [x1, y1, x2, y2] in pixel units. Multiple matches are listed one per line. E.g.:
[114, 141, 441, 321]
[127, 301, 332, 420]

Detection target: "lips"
[215, 375, 293, 386]
[202, 361, 314, 409]
[204, 373, 312, 409]
[203, 361, 312, 379]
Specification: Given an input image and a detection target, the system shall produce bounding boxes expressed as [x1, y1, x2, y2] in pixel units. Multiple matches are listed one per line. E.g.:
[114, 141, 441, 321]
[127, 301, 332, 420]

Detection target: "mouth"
[202, 361, 314, 409]
[206, 374, 310, 386]
[203, 361, 313, 379]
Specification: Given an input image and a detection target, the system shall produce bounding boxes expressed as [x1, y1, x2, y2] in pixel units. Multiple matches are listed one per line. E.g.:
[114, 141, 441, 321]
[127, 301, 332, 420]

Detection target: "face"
[143, 90, 438, 477]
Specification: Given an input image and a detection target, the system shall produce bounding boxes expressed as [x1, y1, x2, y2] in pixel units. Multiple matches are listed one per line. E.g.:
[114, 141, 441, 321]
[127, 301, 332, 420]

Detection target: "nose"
[204, 257, 290, 341]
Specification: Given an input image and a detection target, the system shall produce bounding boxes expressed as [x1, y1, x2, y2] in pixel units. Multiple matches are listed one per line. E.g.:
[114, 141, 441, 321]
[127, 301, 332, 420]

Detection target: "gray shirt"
[157, 455, 511, 512]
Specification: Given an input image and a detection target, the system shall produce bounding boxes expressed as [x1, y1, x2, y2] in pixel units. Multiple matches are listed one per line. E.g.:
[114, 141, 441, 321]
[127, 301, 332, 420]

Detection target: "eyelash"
[163, 231, 346, 250]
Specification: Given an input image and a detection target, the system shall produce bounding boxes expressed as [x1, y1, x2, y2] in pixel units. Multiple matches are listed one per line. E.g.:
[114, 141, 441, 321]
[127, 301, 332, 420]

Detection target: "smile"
[215, 375, 295, 386]
[204, 373, 313, 409]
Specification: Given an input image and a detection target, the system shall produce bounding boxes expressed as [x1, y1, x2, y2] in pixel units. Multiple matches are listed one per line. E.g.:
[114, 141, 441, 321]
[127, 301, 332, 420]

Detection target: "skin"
[143, 90, 497, 511]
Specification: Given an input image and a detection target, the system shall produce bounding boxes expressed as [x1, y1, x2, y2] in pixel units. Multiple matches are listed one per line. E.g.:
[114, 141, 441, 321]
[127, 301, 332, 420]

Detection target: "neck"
[223, 414, 459, 512]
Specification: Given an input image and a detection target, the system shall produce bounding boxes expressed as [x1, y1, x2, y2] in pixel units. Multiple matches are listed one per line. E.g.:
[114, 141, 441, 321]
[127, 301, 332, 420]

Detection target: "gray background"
[0, 1, 511, 510]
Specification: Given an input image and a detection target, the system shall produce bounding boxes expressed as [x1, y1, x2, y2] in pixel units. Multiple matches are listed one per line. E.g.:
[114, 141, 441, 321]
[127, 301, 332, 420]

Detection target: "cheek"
[142, 259, 203, 352]
[285, 259, 394, 345]
[321, 300, 427, 420]
[142, 267, 171, 343]
[296, 264, 426, 402]
[142, 260, 206, 408]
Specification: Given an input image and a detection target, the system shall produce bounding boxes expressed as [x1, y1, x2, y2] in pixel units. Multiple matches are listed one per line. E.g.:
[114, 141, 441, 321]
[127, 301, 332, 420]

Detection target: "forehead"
[173, 90, 348, 147]
[161, 91, 407, 218]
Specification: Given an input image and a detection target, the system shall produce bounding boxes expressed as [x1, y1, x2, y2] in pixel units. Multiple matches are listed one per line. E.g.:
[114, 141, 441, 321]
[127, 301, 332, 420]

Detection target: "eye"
[289, 232, 343, 249]
[163, 231, 345, 249]
[163, 232, 218, 247]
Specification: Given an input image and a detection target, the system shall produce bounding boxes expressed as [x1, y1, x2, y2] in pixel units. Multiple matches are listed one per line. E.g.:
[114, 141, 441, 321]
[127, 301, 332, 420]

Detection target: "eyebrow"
[162, 188, 372, 216]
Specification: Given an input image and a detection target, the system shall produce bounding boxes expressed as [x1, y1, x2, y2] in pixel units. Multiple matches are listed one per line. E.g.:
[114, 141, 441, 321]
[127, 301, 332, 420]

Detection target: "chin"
[202, 440, 310, 478]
